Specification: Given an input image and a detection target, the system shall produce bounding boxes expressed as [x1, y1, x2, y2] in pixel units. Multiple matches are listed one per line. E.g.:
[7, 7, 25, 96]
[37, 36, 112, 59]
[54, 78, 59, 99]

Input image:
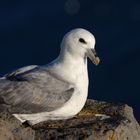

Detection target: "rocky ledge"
[0, 99, 140, 140]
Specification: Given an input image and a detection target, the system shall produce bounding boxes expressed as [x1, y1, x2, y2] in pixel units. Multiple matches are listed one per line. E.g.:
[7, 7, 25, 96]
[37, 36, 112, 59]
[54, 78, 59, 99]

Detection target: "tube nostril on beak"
[91, 49, 98, 57]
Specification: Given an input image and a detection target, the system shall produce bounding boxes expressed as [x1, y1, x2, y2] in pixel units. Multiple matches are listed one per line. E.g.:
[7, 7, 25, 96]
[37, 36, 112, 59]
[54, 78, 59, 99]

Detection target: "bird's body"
[0, 28, 100, 125]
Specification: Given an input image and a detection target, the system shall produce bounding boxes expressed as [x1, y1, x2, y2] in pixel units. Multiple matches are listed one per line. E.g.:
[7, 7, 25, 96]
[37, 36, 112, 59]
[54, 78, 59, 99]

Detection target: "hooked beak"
[87, 49, 100, 65]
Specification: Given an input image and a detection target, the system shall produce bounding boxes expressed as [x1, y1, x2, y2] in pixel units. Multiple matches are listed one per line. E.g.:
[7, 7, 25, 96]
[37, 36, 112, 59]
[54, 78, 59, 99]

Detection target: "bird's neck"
[46, 48, 88, 85]
[56, 52, 88, 81]
[58, 50, 87, 67]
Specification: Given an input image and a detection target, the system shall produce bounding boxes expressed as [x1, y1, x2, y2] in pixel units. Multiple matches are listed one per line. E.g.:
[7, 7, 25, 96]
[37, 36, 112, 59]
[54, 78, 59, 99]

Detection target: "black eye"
[79, 38, 87, 44]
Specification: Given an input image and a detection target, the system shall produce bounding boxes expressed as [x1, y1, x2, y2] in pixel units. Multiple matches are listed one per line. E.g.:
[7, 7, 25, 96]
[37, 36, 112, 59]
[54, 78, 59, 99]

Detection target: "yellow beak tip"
[94, 57, 100, 65]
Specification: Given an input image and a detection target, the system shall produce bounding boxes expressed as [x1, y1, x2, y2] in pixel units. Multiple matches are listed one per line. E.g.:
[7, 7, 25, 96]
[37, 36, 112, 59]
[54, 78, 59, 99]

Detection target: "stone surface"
[0, 99, 140, 140]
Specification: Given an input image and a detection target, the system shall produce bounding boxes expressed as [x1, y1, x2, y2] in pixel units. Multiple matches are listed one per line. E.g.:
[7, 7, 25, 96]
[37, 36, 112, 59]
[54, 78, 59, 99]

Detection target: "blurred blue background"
[0, 0, 140, 122]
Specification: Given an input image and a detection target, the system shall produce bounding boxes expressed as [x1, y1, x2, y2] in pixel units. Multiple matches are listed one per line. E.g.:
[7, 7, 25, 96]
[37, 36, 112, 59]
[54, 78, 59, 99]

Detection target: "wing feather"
[5, 65, 38, 81]
[0, 66, 75, 114]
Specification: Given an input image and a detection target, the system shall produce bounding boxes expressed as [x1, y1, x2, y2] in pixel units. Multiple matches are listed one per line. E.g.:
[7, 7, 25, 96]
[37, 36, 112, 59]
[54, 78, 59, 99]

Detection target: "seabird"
[0, 28, 100, 125]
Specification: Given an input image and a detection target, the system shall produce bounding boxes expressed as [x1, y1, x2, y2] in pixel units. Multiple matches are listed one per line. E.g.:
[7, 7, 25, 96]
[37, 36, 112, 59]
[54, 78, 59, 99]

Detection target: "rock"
[0, 99, 140, 140]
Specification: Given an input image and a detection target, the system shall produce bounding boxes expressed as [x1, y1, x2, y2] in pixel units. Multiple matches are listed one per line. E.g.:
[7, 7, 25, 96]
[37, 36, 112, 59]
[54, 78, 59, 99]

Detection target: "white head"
[60, 28, 100, 65]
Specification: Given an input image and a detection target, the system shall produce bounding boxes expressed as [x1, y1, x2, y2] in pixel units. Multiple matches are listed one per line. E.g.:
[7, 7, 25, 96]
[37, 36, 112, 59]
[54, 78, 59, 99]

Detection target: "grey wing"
[4, 65, 38, 80]
[0, 66, 76, 114]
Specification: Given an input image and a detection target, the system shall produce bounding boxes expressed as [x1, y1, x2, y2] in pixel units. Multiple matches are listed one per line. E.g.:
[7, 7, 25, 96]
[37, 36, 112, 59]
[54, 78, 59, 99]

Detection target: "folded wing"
[0, 66, 75, 114]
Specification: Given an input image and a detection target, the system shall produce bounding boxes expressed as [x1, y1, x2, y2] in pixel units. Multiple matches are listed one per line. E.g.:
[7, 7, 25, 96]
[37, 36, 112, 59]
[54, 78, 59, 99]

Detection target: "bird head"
[60, 28, 100, 65]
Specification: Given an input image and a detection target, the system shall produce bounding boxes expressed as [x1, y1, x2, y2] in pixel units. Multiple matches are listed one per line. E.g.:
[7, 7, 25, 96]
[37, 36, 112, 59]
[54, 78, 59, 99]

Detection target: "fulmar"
[0, 28, 100, 125]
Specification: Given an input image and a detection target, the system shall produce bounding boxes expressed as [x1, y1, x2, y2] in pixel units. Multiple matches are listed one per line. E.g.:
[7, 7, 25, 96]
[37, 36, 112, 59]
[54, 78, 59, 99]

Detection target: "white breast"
[49, 59, 89, 117]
